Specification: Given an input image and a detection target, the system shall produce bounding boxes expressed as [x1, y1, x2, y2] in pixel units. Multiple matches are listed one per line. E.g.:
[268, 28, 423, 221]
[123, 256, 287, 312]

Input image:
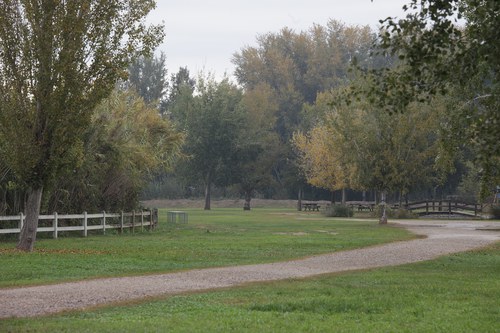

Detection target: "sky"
[147, 0, 409, 79]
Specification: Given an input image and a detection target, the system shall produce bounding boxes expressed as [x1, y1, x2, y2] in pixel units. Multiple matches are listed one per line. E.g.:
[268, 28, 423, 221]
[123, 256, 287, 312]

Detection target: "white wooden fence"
[0, 210, 158, 239]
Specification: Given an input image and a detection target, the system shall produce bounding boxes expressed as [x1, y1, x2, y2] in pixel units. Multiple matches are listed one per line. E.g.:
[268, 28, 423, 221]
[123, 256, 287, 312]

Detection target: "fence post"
[18, 212, 24, 240]
[141, 211, 144, 232]
[53, 212, 58, 239]
[132, 210, 135, 233]
[448, 201, 452, 215]
[120, 211, 124, 234]
[426, 201, 429, 214]
[83, 211, 88, 237]
[102, 211, 106, 235]
[149, 209, 154, 230]
[151, 208, 158, 228]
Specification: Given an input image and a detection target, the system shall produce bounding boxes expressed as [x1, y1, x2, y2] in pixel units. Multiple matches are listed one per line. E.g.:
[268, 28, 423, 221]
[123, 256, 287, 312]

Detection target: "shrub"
[371, 206, 417, 219]
[325, 204, 354, 218]
[488, 205, 500, 219]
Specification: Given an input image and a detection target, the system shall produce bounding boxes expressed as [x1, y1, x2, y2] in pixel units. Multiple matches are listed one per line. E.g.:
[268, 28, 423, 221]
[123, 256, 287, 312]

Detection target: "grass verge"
[2, 242, 498, 332]
[0, 208, 412, 287]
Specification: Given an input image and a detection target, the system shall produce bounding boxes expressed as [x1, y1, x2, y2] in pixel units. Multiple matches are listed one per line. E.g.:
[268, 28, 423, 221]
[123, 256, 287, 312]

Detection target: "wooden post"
[448, 201, 452, 215]
[132, 210, 135, 233]
[141, 211, 144, 232]
[83, 211, 88, 237]
[153, 208, 158, 229]
[53, 212, 58, 239]
[426, 201, 429, 214]
[102, 211, 106, 235]
[19, 212, 24, 240]
[149, 209, 153, 230]
[120, 211, 124, 234]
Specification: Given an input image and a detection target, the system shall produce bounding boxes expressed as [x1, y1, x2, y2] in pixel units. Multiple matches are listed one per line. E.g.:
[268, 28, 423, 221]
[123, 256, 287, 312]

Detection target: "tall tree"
[0, 0, 164, 251]
[124, 52, 168, 112]
[368, 0, 500, 194]
[175, 75, 244, 210]
[235, 83, 281, 210]
[233, 20, 379, 198]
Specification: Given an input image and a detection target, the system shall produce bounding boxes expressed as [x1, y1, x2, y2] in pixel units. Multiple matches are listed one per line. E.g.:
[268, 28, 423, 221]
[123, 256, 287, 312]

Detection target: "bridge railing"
[396, 200, 485, 217]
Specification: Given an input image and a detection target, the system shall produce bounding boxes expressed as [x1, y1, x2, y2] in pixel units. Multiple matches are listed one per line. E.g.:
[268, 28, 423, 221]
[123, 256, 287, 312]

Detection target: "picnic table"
[303, 203, 321, 211]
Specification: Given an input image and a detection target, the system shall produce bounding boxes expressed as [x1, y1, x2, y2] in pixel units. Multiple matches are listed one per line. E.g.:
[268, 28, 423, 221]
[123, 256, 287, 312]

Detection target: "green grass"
[2, 243, 498, 332]
[0, 208, 412, 287]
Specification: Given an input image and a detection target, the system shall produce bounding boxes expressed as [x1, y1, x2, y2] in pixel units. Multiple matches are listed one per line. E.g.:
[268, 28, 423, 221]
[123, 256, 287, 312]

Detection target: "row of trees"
[2, 1, 498, 250]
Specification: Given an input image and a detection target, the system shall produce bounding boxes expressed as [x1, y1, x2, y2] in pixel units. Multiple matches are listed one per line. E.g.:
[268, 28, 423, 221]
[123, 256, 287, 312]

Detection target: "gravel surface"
[0, 220, 498, 319]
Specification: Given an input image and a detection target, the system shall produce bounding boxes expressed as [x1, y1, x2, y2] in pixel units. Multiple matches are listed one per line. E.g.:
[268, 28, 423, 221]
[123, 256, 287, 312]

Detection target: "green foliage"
[488, 205, 500, 219]
[371, 206, 418, 219]
[46, 90, 183, 212]
[0, 0, 164, 250]
[122, 53, 169, 112]
[171, 74, 246, 209]
[324, 204, 353, 218]
[366, 0, 500, 194]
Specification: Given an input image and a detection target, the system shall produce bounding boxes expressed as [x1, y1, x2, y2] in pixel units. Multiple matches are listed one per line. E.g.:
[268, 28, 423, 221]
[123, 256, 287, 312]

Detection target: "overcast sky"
[147, 0, 409, 79]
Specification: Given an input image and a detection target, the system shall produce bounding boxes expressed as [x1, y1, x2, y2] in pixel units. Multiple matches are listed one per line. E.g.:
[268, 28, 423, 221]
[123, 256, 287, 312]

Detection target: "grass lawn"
[0, 208, 413, 287]
[2, 243, 498, 332]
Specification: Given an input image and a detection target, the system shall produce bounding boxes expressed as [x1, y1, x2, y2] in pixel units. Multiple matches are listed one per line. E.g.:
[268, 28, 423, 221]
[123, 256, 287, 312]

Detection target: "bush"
[488, 205, 500, 219]
[325, 204, 354, 218]
[371, 206, 418, 219]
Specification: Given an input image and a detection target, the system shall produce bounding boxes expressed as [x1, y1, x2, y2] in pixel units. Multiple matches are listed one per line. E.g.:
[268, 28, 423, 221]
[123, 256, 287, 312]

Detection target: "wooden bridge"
[396, 200, 485, 217]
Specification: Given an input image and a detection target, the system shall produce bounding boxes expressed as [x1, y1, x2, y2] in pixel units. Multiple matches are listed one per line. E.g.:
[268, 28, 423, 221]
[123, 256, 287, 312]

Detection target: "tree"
[368, 0, 500, 194]
[123, 53, 168, 113]
[235, 83, 281, 210]
[294, 82, 442, 217]
[175, 75, 244, 210]
[0, 0, 164, 251]
[46, 90, 183, 213]
[233, 20, 379, 199]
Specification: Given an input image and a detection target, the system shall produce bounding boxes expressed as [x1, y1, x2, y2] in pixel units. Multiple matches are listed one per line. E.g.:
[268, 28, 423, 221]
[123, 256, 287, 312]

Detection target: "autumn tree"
[233, 20, 379, 198]
[0, 0, 164, 251]
[294, 83, 442, 215]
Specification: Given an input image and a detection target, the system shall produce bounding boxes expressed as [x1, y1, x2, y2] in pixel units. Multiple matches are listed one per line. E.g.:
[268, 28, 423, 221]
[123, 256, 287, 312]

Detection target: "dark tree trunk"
[243, 190, 252, 210]
[17, 187, 43, 252]
[297, 187, 303, 211]
[341, 188, 347, 205]
[204, 180, 211, 210]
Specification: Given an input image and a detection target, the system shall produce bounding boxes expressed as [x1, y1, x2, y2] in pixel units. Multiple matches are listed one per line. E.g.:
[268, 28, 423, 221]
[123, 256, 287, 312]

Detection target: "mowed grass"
[0, 208, 413, 287]
[3, 243, 498, 332]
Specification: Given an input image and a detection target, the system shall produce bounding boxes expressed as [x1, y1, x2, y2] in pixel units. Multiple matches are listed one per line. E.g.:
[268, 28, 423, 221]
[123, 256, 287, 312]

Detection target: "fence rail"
[395, 200, 486, 217]
[0, 209, 158, 239]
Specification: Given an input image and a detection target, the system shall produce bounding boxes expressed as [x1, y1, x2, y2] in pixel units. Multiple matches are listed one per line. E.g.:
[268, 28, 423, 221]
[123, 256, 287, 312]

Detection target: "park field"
[1, 208, 498, 332]
[0, 208, 411, 287]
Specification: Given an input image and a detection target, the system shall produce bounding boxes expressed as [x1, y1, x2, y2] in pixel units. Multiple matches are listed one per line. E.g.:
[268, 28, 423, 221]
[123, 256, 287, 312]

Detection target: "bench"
[303, 203, 321, 211]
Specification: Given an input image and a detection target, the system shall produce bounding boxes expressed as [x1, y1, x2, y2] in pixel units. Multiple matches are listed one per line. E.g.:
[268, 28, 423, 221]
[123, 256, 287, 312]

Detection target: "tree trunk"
[297, 187, 303, 211]
[204, 181, 211, 210]
[379, 191, 388, 225]
[243, 190, 252, 210]
[341, 188, 347, 205]
[17, 187, 43, 252]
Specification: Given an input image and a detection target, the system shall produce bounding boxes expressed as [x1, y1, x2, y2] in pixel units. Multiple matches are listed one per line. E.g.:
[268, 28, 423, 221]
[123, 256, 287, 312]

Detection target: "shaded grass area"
[0, 209, 412, 287]
[3, 243, 498, 332]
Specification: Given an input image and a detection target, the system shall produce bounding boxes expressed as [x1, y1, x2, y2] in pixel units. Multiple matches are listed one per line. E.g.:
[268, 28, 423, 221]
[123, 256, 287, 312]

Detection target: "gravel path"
[1, 220, 498, 319]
